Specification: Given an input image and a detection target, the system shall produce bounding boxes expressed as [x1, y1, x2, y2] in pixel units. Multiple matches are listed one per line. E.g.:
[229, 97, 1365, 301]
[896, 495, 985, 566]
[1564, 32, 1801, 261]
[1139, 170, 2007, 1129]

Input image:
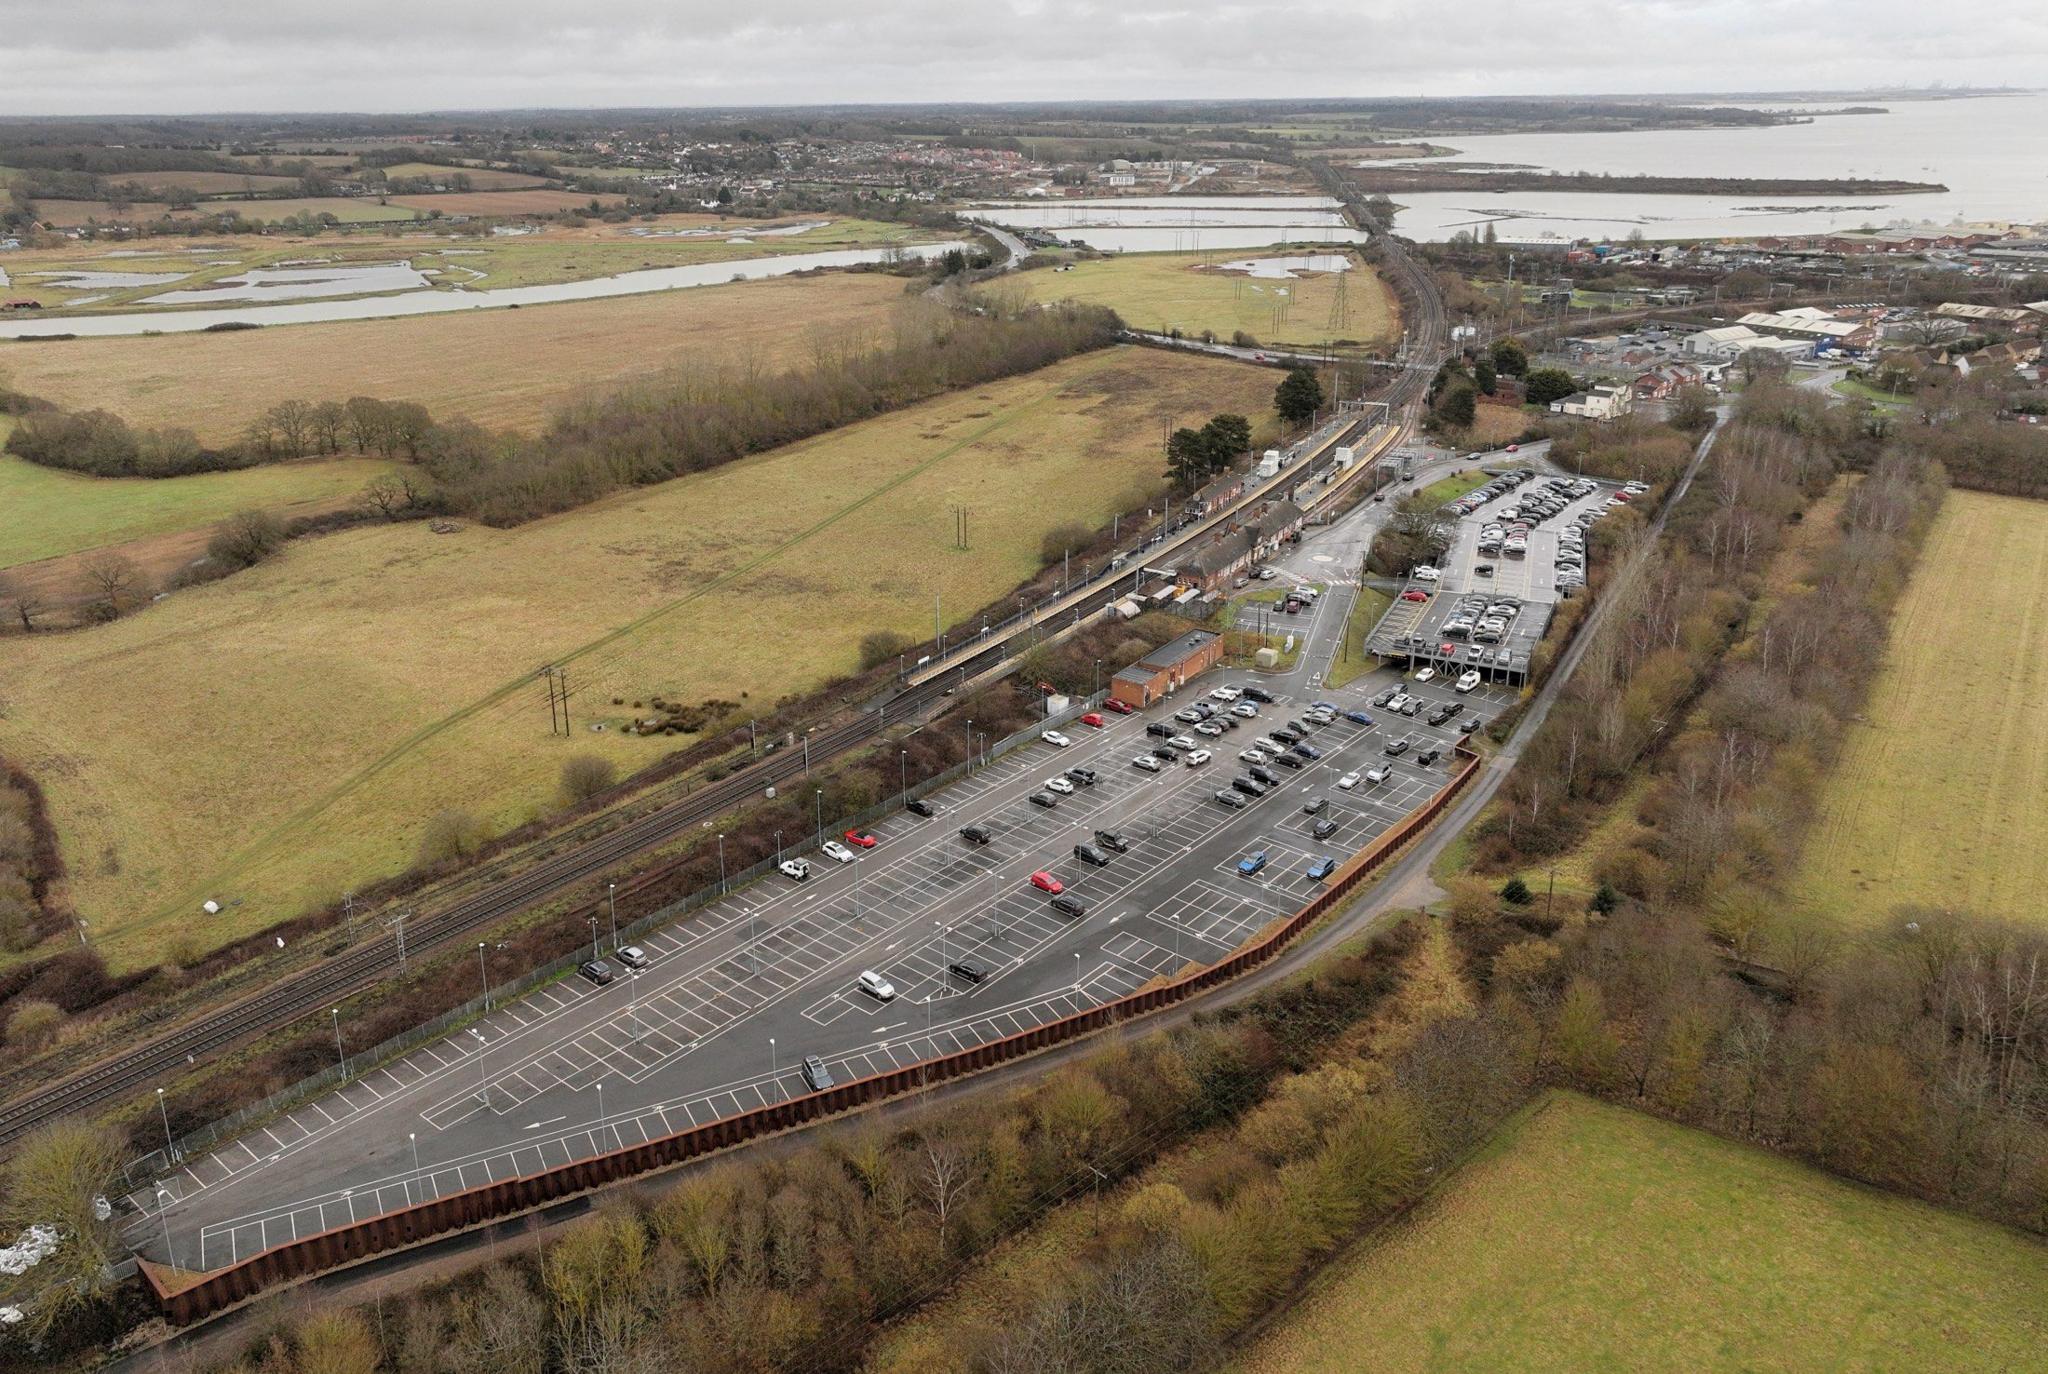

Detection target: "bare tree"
[77, 551, 146, 620]
[358, 471, 423, 519]
[270, 399, 316, 458]
[918, 1137, 975, 1255]
[0, 572, 47, 633]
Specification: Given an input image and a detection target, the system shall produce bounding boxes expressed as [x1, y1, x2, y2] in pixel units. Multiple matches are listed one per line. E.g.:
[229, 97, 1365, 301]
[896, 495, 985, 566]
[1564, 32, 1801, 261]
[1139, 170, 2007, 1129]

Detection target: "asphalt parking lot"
[127, 650, 1510, 1273]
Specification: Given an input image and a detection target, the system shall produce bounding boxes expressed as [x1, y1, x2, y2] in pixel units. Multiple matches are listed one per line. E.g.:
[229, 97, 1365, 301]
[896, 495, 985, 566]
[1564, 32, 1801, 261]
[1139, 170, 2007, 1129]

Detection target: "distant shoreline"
[1349, 169, 1947, 197]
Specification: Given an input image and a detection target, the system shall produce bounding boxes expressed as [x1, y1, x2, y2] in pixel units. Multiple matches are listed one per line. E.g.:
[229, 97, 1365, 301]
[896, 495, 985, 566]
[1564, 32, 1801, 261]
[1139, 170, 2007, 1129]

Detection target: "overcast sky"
[3, 1, 2041, 117]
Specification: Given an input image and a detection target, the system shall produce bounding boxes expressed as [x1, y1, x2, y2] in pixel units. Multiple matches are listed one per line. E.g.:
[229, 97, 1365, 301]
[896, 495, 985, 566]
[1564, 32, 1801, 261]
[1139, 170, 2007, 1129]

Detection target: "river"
[0, 242, 967, 339]
[1380, 93, 2048, 242]
[962, 197, 1368, 253]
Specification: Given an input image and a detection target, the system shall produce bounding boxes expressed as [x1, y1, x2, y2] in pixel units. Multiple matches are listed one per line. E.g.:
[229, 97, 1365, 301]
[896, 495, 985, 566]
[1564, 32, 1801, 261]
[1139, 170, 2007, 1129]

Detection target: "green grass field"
[0, 449, 397, 570]
[1324, 587, 1392, 688]
[999, 250, 1398, 353]
[1794, 490, 2048, 927]
[1414, 468, 1489, 508]
[0, 348, 1277, 967]
[1230, 1091, 2048, 1374]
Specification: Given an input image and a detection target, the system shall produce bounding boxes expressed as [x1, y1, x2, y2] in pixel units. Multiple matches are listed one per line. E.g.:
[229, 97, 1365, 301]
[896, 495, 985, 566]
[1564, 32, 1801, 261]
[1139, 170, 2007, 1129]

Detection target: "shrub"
[559, 754, 617, 805]
[417, 809, 488, 864]
[857, 629, 915, 671]
[1500, 876, 1533, 905]
[205, 509, 287, 570]
[5, 998, 63, 1049]
[1039, 522, 1094, 566]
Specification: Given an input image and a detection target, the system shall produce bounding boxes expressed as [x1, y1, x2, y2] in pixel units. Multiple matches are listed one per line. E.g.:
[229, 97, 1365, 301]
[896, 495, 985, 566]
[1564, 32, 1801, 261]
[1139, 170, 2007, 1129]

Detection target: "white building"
[1549, 384, 1635, 421]
[1685, 325, 1761, 359]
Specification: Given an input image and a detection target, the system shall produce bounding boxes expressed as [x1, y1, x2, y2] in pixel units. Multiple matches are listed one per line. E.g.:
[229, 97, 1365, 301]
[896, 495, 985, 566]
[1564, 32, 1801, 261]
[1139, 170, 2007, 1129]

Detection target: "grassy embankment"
[1324, 587, 1392, 689]
[2, 270, 914, 440]
[0, 348, 1279, 967]
[1793, 488, 2048, 927]
[1228, 1090, 2048, 1374]
[1000, 249, 1398, 355]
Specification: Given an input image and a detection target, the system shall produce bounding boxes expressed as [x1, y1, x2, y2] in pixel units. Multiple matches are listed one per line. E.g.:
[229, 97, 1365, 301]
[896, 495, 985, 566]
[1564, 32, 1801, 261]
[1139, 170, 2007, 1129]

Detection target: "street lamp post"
[775, 829, 783, 865]
[769, 1037, 777, 1076]
[814, 788, 824, 850]
[597, 1081, 606, 1147]
[717, 832, 727, 894]
[155, 1189, 175, 1270]
[1073, 951, 1082, 991]
[408, 1132, 421, 1205]
[607, 881, 618, 953]
[330, 1007, 346, 1078]
[587, 916, 599, 962]
[155, 1087, 175, 1165]
[803, 729, 812, 776]
[477, 941, 491, 1011]
[900, 749, 908, 801]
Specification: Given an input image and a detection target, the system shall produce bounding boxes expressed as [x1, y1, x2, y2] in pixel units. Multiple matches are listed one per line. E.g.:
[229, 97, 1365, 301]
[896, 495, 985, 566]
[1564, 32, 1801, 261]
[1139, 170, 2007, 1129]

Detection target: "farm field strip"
[1228, 1091, 2048, 1374]
[1794, 490, 2048, 926]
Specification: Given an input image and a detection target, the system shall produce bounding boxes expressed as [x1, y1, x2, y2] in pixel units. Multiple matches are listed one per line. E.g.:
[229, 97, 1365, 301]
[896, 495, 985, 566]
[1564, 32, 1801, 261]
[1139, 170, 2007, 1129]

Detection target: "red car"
[1400, 589, 1430, 603]
[1505, 442, 1520, 453]
[1029, 870, 1064, 894]
[1103, 699, 1134, 715]
[844, 829, 877, 849]
[1080, 712, 1105, 728]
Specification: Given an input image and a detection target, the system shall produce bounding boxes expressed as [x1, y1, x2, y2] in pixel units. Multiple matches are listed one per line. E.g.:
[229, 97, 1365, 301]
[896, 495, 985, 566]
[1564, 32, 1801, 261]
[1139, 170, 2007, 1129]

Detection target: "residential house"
[1549, 384, 1634, 421]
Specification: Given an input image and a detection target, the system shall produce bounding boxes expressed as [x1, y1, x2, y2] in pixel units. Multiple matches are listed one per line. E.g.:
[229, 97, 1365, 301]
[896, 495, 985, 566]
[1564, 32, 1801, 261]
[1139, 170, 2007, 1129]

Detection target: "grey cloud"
[0, 0, 2039, 115]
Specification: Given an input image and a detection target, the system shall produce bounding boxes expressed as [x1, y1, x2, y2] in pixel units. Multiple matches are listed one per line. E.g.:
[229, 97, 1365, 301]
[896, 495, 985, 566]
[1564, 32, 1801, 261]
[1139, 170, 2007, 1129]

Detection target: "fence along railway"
[1, 201, 1448, 1158]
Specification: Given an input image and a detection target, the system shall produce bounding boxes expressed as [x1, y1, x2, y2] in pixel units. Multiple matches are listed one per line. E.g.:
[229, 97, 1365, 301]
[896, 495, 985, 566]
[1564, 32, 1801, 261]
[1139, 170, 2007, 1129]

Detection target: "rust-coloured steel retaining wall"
[141, 744, 1483, 1325]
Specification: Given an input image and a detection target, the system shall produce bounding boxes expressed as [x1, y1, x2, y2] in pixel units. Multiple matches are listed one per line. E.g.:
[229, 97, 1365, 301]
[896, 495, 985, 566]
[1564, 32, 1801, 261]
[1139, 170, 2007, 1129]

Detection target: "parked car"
[1194, 721, 1224, 737]
[1132, 755, 1163, 773]
[1249, 765, 1280, 785]
[1103, 698, 1135, 715]
[1168, 735, 1198, 752]
[1418, 747, 1442, 766]
[906, 798, 938, 818]
[1291, 743, 1323, 762]
[1236, 851, 1269, 877]
[1066, 766, 1097, 786]
[1337, 770, 1361, 790]
[1029, 791, 1060, 809]
[857, 970, 896, 1001]
[1365, 762, 1393, 784]
[1051, 893, 1088, 918]
[1239, 747, 1270, 764]
[1043, 776, 1075, 795]
[1041, 730, 1071, 748]
[578, 959, 616, 986]
[779, 858, 812, 881]
[1074, 843, 1111, 867]
[1414, 666, 1436, 683]
[1271, 752, 1304, 770]
[844, 829, 877, 848]
[1210, 686, 1243, 701]
[1312, 818, 1339, 840]
[948, 958, 991, 984]
[1093, 829, 1130, 853]
[1176, 707, 1205, 724]
[1080, 712, 1105, 728]
[821, 839, 856, 864]
[1232, 776, 1269, 798]
[1383, 738, 1411, 757]
[1146, 722, 1176, 739]
[1029, 870, 1064, 894]
[1213, 789, 1248, 810]
[960, 824, 992, 845]
[1186, 749, 1213, 767]
[1460, 716, 1483, 735]
[1344, 710, 1373, 725]
[1307, 857, 1338, 881]
[801, 1055, 835, 1091]
[1242, 685, 1276, 703]
[1456, 670, 1482, 693]
[1303, 796, 1328, 815]
[1398, 698, 1423, 717]
[1231, 703, 1260, 718]
[615, 945, 649, 971]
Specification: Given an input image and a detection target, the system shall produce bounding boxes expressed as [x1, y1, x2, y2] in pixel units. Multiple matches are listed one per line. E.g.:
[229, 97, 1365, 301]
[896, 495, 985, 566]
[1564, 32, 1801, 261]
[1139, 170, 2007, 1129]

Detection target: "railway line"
[0, 210, 1452, 1155]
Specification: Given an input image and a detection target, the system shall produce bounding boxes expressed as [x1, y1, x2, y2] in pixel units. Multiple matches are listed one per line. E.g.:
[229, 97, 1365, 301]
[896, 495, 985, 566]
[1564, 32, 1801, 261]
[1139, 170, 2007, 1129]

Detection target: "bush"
[559, 754, 617, 805]
[5, 998, 63, 1049]
[1523, 367, 1578, 408]
[417, 809, 488, 864]
[205, 509, 287, 570]
[1039, 522, 1094, 566]
[1500, 876, 1533, 905]
[857, 629, 915, 671]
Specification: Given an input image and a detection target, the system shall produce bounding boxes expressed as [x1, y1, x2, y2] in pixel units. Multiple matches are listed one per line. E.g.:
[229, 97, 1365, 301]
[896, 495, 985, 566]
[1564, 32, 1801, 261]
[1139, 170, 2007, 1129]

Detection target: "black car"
[948, 958, 991, 985]
[1383, 738, 1411, 757]
[1214, 789, 1249, 810]
[1029, 791, 1059, 809]
[1050, 893, 1088, 918]
[801, 1055, 835, 1092]
[960, 824, 993, 845]
[906, 798, 938, 818]
[1094, 829, 1131, 853]
[1270, 729, 1302, 747]
[578, 959, 616, 987]
[1459, 717, 1483, 735]
[1271, 751, 1304, 770]
[1232, 776, 1269, 797]
[1074, 842, 1111, 867]
[1151, 746, 1180, 762]
[1372, 688, 1399, 708]
[1146, 722, 1177, 739]
[1428, 707, 1455, 726]
[1242, 685, 1276, 704]
[1418, 747, 1442, 766]
[1287, 718, 1314, 735]
[1312, 817, 1339, 840]
[1249, 765, 1280, 785]
[1303, 797, 1328, 815]
[1444, 702, 1466, 718]
[1066, 766, 1098, 786]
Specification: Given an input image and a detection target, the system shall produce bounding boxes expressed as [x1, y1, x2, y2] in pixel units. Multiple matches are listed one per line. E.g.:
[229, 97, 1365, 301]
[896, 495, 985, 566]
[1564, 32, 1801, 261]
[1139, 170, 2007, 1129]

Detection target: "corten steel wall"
[141, 742, 1483, 1326]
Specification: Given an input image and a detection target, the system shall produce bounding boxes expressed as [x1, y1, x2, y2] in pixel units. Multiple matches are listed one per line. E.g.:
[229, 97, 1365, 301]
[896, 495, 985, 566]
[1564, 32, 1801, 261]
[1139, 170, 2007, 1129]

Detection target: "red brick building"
[1108, 630, 1224, 708]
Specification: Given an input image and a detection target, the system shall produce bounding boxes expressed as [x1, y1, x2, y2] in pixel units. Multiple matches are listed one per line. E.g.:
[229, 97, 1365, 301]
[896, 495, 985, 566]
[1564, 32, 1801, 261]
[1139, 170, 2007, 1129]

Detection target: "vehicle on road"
[578, 959, 616, 986]
[948, 958, 991, 984]
[907, 798, 938, 818]
[1030, 870, 1064, 894]
[1475, 563, 1495, 577]
[857, 970, 896, 1001]
[1043, 776, 1076, 795]
[801, 1055, 835, 1091]
[1343, 709, 1373, 726]
[1337, 770, 1361, 790]
[1366, 762, 1393, 784]
[1257, 567, 1277, 580]
[1080, 712, 1105, 728]
[1103, 698, 1134, 715]
[1400, 589, 1429, 603]
[1029, 791, 1060, 809]
[779, 858, 812, 881]
[821, 840, 856, 863]
[844, 829, 877, 848]
[1456, 670, 1482, 693]
[960, 824, 993, 844]
[1094, 829, 1130, 853]
[1132, 755, 1163, 772]
[1307, 857, 1338, 881]
[1236, 851, 1269, 877]
[615, 946, 649, 970]
[1041, 729, 1071, 748]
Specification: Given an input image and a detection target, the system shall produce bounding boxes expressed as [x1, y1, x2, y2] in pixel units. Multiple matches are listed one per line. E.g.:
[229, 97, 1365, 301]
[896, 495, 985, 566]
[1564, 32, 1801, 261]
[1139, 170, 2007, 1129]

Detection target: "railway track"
[0, 217, 1452, 1154]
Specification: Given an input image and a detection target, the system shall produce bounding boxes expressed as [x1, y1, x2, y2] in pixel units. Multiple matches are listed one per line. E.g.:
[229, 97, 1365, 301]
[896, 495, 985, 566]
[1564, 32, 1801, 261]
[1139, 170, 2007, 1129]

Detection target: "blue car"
[1312, 701, 1339, 713]
[1236, 850, 1269, 877]
[1307, 856, 1338, 881]
[1344, 709, 1373, 725]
